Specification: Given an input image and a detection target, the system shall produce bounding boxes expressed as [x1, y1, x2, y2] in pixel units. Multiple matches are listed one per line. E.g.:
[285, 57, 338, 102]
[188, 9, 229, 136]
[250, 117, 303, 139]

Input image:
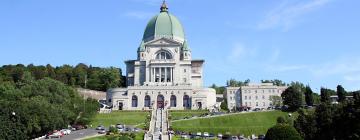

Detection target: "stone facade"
[106, 4, 216, 111]
[225, 83, 287, 110]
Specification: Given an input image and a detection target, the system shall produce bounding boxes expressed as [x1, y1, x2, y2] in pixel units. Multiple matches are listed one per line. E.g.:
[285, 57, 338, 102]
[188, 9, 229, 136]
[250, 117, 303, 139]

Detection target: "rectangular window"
[245, 96, 247, 100]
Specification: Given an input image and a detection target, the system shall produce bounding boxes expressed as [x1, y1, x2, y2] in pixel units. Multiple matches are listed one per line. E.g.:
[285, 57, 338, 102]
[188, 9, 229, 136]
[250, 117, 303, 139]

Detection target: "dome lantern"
[160, 0, 168, 12]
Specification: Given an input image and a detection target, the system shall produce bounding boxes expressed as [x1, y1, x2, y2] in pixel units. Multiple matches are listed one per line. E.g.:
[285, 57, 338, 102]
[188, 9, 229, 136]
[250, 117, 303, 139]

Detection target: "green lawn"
[90, 111, 150, 128]
[85, 133, 144, 140]
[171, 111, 297, 136]
[169, 110, 209, 120]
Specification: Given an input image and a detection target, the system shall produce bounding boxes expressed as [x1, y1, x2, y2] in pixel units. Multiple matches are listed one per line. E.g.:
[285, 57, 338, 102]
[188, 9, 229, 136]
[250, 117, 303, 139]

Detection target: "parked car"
[118, 128, 124, 132]
[98, 130, 106, 134]
[60, 129, 71, 135]
[116, 124, 124, 129]
[96, 125, 105, 130]
[203, 132, 209, 137]
[47, 130, 64, 139]
[231, 136, 238, 140]
[134, 128, 140, 132]
[217, 133, 223, 138]
[71, 124, 86, 130]
[258, 134, 265, 139]
[253, 108, 261, 111]
[196, 132, 202, 136]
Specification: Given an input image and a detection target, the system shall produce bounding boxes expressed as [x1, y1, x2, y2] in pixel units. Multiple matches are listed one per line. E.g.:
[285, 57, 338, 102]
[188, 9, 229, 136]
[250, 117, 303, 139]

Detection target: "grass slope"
[170, 110, 209, 120]
[90, 111, 150, 128]
[85, 133, 144, 140]
[171, 111, 296, 136]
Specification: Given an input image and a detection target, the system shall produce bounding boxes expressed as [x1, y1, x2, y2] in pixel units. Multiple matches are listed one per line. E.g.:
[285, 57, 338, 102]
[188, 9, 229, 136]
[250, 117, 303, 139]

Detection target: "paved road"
[40, 129, 100, 140]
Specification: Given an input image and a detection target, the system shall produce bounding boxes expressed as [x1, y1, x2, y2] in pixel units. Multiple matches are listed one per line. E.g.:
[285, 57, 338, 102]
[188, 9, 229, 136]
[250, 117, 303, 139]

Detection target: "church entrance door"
[157, 95, 164, 109]
[119, 102, 123, 110]
[197, 102, 202, 110]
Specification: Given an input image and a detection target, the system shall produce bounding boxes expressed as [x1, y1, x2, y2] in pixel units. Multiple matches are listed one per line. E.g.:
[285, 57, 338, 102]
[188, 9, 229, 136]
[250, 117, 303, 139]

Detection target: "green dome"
[142, 4, 185, 43]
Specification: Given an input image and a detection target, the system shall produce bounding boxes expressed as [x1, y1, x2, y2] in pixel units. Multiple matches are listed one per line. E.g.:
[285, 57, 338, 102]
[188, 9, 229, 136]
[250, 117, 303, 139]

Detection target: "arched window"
[183, 95, 190, 109]
[170, 95, 176, 107]
[144, 95, 151, 107]
[156, 51, 172, 60]
[132, 95, 138, 107]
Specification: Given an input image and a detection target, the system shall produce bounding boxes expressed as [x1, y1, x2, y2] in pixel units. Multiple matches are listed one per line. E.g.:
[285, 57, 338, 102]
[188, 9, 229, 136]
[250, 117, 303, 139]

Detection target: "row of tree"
[266, 85, 360, 140]
[0, 63, 126, 91]
[282, 84, 349, 111]
[0, 77, 99, 139]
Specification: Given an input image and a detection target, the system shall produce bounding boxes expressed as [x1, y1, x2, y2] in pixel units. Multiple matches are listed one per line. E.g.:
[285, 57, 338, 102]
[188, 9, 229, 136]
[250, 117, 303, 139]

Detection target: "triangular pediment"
[145, 37, 182, 46]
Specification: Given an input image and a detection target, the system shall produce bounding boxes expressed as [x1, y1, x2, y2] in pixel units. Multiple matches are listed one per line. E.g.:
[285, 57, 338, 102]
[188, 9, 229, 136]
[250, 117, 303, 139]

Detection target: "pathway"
[144, 109, 171, 140]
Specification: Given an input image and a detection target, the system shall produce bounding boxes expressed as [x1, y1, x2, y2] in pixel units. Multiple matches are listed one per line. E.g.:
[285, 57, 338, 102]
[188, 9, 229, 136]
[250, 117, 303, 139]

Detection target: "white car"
[218, 133, 223, 138]
[196, 132, 202, 136]
[203, 132, 209, 137]
[60, 129, 71, 135]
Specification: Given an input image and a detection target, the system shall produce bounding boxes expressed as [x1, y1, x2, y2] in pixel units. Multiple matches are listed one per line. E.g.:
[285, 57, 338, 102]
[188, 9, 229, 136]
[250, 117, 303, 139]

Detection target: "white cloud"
[258, 0, 331, 31]
[227, 43, 257, 62]
[124, 11, 155, 20]
[310, 57, 360, 77]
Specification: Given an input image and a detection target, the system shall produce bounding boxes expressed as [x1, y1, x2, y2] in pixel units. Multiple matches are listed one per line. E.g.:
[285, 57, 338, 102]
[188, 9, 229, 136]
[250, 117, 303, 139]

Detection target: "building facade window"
[183, 95, 191, 109]
[144, 95, 151, 107]
[132, 95, 138, 107]
[156, 51, 172, 60]
[170, 95, 176, 107]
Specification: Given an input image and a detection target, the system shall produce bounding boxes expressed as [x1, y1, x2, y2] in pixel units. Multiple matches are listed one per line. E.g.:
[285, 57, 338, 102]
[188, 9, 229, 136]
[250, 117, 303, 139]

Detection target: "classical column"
[164, 67, 167, 83]
[153, 67, 155, 82]
[159, 67, 162, 83]
[170, 67, 173, 83]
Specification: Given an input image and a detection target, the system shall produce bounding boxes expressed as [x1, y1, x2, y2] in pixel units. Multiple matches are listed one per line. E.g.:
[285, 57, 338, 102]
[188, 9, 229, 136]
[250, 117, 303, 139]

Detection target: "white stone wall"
[225, 83, 287, 110]
[108, 86, 216, 110]
[108, 37, 215, 111]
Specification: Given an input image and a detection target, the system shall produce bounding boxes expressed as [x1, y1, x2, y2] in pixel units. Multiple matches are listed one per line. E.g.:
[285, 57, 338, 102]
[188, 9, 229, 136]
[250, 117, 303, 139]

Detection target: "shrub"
[265, 124, 302, 140]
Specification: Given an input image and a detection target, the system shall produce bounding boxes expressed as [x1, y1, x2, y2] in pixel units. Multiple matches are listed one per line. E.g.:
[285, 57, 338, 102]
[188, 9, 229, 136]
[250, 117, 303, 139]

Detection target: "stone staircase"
[144, 109, 171, 140]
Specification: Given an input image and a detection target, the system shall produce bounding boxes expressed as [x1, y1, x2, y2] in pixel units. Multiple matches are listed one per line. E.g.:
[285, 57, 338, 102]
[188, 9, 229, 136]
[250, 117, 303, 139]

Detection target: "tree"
[282, 86, 303, 111]
[336, 85, 346, 103]
[320, 88, 332, 104]
[294, 109, 317, 140]
[226, 79, 250, 87]
[315, 103, 334, 139]
[261, 79, 286, 86]
[265, 124, 302, 140]
[269, 95, 282, 107]
[304, 86, 314, 106]
[220, 99, 228, 111]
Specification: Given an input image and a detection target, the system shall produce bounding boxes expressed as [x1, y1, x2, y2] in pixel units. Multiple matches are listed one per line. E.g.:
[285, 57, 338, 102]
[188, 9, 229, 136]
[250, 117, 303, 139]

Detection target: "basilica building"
[106, 2, 216, 110]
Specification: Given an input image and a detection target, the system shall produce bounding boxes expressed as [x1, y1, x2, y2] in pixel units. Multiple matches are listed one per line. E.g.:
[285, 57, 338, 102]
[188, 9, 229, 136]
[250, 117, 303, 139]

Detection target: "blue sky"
[1, 0, 360, 92]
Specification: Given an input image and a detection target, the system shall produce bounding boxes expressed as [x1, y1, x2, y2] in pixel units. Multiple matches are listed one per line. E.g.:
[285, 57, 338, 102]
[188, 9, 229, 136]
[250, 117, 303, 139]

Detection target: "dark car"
[71, 124, 87, 130]
[258, 134, 265, 139]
